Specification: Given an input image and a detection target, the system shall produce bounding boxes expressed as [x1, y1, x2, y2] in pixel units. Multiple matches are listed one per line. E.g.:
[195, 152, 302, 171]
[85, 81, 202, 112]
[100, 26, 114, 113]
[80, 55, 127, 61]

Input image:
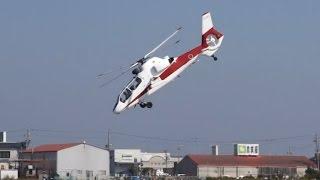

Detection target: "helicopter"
[99, 12, 224, 114]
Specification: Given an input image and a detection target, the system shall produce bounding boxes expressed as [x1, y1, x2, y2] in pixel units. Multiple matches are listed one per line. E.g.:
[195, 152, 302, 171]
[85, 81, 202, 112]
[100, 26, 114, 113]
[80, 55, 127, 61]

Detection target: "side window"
[129, 77, 142, 91]
[119, 78, 141, 103]
[120, 93, 126, 103]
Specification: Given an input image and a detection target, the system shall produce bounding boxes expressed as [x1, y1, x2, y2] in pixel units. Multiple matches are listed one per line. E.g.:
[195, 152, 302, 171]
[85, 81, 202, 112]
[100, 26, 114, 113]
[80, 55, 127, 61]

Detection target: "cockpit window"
[119, 77, 142, 103]
[128, 77, 142, 91]
[120, 88, 132, 103]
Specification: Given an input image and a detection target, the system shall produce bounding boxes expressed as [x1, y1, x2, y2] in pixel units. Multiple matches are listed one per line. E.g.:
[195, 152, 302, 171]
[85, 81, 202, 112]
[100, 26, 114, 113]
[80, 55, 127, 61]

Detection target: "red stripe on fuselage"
[159, 45, 203, 80]
[127, 85, 150, 107]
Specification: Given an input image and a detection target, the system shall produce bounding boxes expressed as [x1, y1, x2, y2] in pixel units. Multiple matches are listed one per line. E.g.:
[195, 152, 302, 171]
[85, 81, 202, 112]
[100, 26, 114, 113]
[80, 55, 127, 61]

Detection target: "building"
[110, 149, 141, 176]
[110, 149, 180, 177]
[177, 154, 316, 178]
[20, 142, 109, 179]
[140, 152, 176, 176]
[0, 131, 27, 179]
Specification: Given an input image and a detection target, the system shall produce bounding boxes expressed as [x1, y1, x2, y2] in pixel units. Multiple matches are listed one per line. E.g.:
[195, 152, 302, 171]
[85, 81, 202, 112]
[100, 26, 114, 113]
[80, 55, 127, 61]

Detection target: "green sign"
[238, 145, 246, 153]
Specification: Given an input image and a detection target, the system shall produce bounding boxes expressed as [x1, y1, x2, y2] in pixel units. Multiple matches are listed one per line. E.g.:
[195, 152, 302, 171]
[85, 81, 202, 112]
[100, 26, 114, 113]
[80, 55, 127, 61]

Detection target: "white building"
[20, 142, 109, 179]
[0, 131, 27, 179]
[141, 152, 174, 169]
[110, 149, 141, 176]
[110, 149, 180, 176]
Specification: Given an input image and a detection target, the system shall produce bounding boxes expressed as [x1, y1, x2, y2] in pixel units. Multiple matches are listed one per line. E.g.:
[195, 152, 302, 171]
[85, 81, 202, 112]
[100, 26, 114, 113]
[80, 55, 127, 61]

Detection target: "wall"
[0, 150, 19, 170]
[297, 167, 307, 177]
[57, 144, 109, 179]
[141, 152, 175, 169]
[237, 167, 258, 177]
[176, 157, 197, 176]
[0, 169, 18, 179]
[19, 152, 57, 177]
[198, 166, 258, 178]
[198, 166, 220, 177]
[0, 163, 9, 170]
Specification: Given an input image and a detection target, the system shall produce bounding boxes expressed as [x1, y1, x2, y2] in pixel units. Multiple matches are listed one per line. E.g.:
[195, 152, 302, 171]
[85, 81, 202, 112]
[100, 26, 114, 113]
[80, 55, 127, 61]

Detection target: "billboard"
[114, 149, 141, 163]
[234, 144, 259, 156]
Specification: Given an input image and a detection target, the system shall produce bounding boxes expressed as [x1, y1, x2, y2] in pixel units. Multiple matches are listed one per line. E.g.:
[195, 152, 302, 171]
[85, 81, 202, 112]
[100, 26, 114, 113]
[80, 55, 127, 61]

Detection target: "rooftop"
[186, 154, 316, 168]
[23, 143, 80, 153]
[0, 141, 27, 150]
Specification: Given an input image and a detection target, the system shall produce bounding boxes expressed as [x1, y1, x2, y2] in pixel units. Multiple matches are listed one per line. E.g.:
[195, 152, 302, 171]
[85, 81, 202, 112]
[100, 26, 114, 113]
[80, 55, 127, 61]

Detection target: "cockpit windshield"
[120, 88, 132, 103]
[119, 77, 142, 103]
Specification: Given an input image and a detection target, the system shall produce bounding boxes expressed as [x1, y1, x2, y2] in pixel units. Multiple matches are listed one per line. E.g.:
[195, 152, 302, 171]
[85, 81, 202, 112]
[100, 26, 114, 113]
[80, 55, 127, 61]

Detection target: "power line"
[24, 128, 318, 146]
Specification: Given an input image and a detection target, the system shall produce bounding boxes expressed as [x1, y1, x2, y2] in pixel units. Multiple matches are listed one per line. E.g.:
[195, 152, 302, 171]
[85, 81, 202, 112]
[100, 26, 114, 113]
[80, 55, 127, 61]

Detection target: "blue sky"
[1, 1, 320, 156]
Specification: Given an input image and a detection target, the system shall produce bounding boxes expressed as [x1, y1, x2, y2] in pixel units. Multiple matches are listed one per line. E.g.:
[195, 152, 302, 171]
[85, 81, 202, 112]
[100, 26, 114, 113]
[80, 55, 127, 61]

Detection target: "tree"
[304, 167, 320, 179]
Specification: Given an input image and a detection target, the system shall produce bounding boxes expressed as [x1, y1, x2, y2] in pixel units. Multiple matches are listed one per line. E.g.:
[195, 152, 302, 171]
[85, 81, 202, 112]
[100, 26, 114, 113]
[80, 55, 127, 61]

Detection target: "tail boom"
[159, 12, 224, 80]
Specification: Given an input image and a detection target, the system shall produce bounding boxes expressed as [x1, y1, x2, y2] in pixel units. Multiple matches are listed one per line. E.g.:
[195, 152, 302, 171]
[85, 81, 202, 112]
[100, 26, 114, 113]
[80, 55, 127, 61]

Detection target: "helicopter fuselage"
[113, 46, 203, 114]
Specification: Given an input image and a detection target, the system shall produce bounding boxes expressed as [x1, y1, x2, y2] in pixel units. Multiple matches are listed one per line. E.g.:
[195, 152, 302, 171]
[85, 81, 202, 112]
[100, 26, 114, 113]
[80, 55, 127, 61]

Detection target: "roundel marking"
[206, 34, 217, 46]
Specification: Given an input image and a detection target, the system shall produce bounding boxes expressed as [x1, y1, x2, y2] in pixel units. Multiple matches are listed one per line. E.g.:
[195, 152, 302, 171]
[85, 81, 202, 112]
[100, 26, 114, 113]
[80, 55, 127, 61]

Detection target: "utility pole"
[106, 129, 111, 150]
[164, 150, 168, 171]
[177, 145, 184, 162]
[287, 145, 292, 155]
[314, 133, 320, 170]
[25, 129, 31, 148]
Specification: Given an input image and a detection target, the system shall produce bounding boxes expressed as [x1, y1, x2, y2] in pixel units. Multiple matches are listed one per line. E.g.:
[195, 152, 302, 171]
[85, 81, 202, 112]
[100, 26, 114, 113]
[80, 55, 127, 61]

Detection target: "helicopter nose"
[113, 101, 125, 114]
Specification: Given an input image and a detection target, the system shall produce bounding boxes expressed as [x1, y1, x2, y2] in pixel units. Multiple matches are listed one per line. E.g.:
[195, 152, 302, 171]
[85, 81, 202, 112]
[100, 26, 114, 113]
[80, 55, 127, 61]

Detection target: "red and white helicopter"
[100, 12, 224, 114]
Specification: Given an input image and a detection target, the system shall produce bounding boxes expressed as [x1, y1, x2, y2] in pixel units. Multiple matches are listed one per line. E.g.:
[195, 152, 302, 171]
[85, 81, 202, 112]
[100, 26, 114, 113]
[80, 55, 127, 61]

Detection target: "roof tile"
[23, 143, 80, 153]
[187, 154, 316, 168]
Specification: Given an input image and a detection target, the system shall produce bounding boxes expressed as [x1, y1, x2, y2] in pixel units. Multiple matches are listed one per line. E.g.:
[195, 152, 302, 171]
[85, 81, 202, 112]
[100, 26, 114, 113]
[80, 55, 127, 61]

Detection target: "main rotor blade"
[129, 62, 139, 69]
[144, 27, 182, 58]
[96, 65, 131, 79]
[96, 71, 113, 79]
[99, 68, 132, 88]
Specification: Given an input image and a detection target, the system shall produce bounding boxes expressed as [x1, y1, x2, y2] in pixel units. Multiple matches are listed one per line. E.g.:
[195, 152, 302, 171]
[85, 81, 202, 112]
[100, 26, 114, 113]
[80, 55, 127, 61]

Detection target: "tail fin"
[201, 12, 224, 57]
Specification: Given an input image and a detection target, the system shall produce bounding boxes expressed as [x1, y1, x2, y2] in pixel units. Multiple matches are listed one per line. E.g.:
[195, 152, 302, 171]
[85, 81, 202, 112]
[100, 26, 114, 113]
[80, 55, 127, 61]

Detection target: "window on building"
[28, 169, 33, 175]
[1, 165, 5, 170]
[0, 151, 10, 158]
[86, 171, 93, 177]
[99, 170, 106, 175]
[251, 146, 254, 153]
[255, 146, 258, 153]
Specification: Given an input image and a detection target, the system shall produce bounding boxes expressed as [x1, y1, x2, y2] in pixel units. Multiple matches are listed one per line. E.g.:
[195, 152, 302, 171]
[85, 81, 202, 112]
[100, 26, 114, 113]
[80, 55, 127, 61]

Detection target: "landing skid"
[211, 55, 218, 61]
[139, 102, 153, 108]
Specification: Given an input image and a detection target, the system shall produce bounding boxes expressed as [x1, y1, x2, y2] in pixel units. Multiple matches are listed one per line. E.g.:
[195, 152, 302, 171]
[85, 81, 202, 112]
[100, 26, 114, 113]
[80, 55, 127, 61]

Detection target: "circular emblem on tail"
[206, 34, 217, 46]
